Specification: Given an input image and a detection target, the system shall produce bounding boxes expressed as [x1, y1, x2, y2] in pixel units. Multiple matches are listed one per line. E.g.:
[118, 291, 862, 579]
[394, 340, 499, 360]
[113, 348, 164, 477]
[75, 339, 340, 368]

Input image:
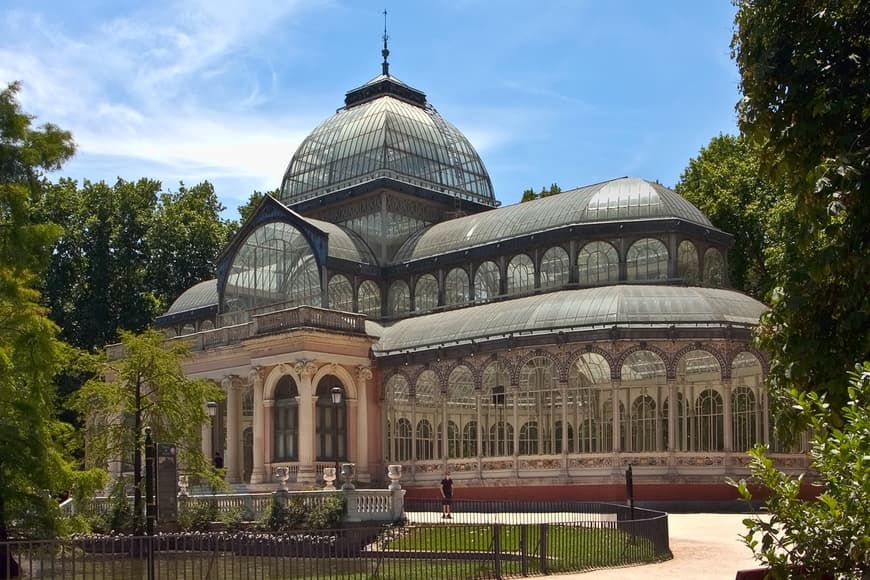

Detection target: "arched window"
[273, 376, 299, 462]
[518, 356, 560, 455]
[663, 393, 688, 451]
[462, 421, 478, 457]
[569, 353, 610, 453]
[677, 240, 699, 283]
[387, 280, 410, 316]
[621, 350, 666, 452]
[732, 387, 757, 452]
[385, 374, 410, 462]
[578, 241, 619, 285]
[703, 248, 725, 287]
[507, 254, 534, 295]
[676, 349, 722, 451]
[482, 361, 511, 457]
[357, 280, 380, 318]
[695, 389, 724, 451]
[446, 420, 461, 459]
[224, 221, 321, 324]
[474, 261, 501, 302]
[327, 274, 353, 311]
[602, 399, 626, 451]
[416, 419, 434, 460]
[630, 395, 657, 452]
[540, 246, 569, 289]
[396, 418, 412, 461]
[414, 274, 439, 312]
[519, 421, 539, 455]
[626, 238, 668, 280]
[444, 268, 470, 306]
[447, 366, 475, 458]
[554, 421, 574, 454]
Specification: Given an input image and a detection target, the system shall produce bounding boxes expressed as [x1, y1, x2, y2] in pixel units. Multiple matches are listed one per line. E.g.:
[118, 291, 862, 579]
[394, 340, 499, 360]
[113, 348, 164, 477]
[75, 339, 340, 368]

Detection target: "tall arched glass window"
[519, 421, 539, 455]
[626, 238, 668, 280]
[676, 349, 722, 451]
[444, 268, 470, 306]
[416, 419, 434, 460]
[273, 376, 299, 462]
[732, 387, 757, 452]
[507, 254, 534, 295]
[224, 221, 321, 324]
[696, 389, 724, 451]
[703, 248, 725, 287]
[630, 395, 657, 451]
[540, 246, 569, 290]
[482, 360, 512, 457]
[554, 421, 574, 454]
[621, 350, 666, 452]
[414, 274, 439, 312]
[462, 421, 478, 457]
[315, 377, 345, 462]
[387, 280, 410, 316]
[569, 353, 611, 453]
[474, 261, 501, 302]
[518, 357, 561, 456]
[663, 393, 687, 451]
[357, 280, 380, 318]
[677, 240, 699, 283]
[385, 374, 410, 462]
[447, 365, 476, 458]
[732, 351, 764, 450]
[327, 274, 353, 311]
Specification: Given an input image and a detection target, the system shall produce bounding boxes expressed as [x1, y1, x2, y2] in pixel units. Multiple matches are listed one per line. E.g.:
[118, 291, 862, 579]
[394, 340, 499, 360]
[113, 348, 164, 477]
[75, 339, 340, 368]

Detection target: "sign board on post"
[156, 443, 178, 523]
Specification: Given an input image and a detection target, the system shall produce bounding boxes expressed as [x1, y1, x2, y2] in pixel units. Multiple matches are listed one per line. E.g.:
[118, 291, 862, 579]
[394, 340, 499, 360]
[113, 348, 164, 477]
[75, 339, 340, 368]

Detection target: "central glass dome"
[279, 74, 497, 209]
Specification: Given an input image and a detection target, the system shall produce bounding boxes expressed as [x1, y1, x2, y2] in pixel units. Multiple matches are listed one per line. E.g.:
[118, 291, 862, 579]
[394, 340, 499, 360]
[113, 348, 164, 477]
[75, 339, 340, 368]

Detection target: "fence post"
[539, 523, 549, 575]
[493, 523, 502, 580]
[520, 525, 528, 577]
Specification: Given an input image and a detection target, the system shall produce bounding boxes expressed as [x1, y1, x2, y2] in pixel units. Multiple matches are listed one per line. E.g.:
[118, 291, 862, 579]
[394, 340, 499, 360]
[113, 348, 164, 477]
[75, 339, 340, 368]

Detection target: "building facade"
[151, 58, 809, 499]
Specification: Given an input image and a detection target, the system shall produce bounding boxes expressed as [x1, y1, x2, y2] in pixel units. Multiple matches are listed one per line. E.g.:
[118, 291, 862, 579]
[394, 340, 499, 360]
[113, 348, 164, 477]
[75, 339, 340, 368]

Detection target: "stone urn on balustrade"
[387, 464, 403, 490]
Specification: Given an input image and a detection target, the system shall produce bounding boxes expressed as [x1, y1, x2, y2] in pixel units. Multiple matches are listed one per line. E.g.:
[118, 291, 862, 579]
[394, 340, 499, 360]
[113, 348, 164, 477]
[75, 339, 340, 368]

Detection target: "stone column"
[202, 419, 213, 462]
[667, 379, 677, 452]
[263, 399, 275, 480]
[224, 376, 242, 483]
[611, 380, 621, 452]
[249, 367, 266, 484]
[296, 360, 319, 484]
[356, 366, 373, 483]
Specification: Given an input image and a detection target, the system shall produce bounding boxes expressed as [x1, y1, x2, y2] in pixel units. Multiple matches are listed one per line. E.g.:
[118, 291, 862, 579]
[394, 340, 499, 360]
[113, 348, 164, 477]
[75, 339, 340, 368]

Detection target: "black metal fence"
[0, 501, 670, 579]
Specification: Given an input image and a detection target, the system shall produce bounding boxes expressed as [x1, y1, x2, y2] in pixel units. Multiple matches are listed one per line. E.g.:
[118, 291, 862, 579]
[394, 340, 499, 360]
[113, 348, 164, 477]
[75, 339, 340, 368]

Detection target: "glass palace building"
[151, 58, 809, 501]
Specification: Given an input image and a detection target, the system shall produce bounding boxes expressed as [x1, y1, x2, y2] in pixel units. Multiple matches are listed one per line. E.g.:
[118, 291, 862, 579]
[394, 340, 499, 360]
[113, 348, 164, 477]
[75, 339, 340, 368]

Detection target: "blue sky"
[1, 1, 740, 219]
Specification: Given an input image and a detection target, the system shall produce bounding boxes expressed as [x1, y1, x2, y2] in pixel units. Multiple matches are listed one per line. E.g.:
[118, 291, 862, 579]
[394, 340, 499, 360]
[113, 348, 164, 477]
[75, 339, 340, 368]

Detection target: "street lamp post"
[330, 386, 343, 482]
[206, 401, 219, 468]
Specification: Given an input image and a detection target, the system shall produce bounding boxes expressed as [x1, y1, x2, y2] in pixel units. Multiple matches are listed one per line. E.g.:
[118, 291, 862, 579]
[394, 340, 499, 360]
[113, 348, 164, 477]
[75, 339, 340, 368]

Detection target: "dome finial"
[381, 9, 390, 76]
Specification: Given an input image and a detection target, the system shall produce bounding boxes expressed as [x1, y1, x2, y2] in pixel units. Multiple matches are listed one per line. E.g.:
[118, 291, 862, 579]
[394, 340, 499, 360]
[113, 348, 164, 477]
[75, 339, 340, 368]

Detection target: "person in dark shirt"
[440, 471, 454, 519]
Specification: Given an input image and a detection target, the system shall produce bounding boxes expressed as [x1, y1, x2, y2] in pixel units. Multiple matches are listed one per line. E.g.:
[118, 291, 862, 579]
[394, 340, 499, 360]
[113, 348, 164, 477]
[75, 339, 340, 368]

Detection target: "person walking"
[440, 471, 454, 519]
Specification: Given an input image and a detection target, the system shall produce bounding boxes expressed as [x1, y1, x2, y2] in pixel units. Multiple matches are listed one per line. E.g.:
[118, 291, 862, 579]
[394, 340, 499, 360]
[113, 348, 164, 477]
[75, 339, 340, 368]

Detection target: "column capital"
[295, 359, 318, 377]
[248, 366, 265, 385]
[357, 366, 373, 382]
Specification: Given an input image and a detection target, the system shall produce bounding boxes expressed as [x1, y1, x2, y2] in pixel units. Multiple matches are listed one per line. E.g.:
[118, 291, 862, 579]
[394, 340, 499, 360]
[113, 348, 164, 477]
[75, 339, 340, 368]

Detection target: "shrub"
[731, 362, 870, 578]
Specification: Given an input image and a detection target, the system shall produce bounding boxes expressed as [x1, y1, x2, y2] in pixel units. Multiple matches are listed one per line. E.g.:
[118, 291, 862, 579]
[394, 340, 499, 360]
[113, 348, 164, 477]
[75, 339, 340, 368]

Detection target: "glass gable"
[223, 221, 321, 322]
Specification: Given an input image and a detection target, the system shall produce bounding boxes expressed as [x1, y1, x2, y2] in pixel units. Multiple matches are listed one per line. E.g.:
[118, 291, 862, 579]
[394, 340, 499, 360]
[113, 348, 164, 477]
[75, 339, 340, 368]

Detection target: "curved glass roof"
[165, 279, 218, 315]
[392, 177, 716, 262]
[280, 88, 496, 208]
[373, 285, 766, 355]
[305, 217, 377, 264]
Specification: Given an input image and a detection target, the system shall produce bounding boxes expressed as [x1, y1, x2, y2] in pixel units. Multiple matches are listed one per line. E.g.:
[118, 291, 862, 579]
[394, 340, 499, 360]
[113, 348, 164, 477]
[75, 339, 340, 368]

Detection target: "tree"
[70, 329, 223, 531]
[733, 0, 870, 419]
[732, 362, 870, 577]
[148, 181, 232, 307]
[0, 82, 104, 540]
[675, 133, 789, 301]
[519, 183, 561, 203]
